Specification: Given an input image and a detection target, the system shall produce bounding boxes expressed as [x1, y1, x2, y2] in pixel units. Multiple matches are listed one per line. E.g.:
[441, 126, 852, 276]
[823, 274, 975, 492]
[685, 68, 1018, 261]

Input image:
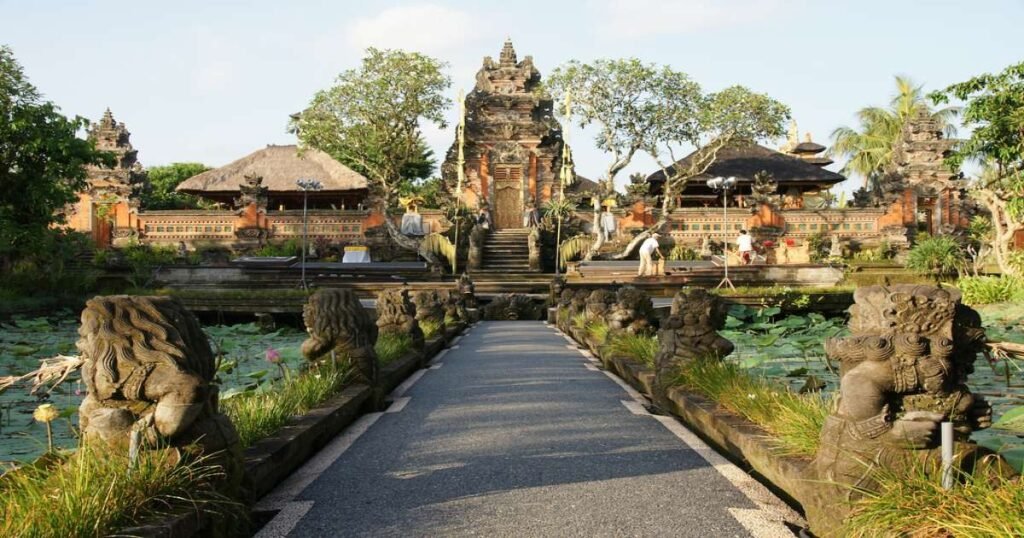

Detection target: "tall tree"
[830, 75, 957, 191]
[0, 45, 106, 270]
[291, 48, 450, 257]
[549, 58, 788, 258]
[931, 62, 1024, 275]
[142, 162, 211, 210]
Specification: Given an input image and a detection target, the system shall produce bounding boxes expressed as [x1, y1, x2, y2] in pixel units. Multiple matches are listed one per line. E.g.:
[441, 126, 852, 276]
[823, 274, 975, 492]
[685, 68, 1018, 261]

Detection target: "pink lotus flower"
[266, 347, 281, 364]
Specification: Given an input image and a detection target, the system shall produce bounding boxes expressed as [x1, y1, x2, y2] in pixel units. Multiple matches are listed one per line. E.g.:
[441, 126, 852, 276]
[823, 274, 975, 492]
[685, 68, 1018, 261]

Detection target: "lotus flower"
[34, 403, 59, 452]
[265, 347, 281, 364]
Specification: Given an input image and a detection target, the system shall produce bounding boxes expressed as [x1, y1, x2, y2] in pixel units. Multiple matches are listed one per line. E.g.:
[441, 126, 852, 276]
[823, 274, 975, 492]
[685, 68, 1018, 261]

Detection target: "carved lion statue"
[376, 288, 424, 351]
[441, 289, 470, 324]
[457, 273, 478, 309]
[302, 289, 379, 387]
[412, 290, 447, 330]
[607, 286, 656, 335]
[652, 288, 734, 409]
[584, 289, 617, 322]
[802, 285, 1008, 536]
[484, 293, 541, 321]
[76, 295, 240, 457]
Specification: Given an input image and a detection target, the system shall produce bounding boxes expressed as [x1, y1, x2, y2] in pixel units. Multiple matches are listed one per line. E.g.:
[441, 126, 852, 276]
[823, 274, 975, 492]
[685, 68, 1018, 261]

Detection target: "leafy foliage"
[292, 48, 450, 203]
[375, 332, 413, 365]
[957, 275, 1024, 305]
[140, 162, 211, 210]
[0, 46, 107, 274]
[932, 62, 1024, 276]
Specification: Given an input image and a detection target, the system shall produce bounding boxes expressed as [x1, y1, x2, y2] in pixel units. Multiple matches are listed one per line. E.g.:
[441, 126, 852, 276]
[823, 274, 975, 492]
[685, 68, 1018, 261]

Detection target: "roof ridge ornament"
[499, 38, 517, 67]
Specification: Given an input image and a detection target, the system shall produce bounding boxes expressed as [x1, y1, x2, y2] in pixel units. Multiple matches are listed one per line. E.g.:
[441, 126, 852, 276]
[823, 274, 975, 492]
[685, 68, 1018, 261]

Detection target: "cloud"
[599, 0, 789, 38]
[346, 4, 487, 54]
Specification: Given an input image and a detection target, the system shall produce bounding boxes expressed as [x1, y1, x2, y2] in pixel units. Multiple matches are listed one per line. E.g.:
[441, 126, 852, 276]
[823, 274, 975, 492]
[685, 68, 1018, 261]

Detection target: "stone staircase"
[478, 228, 533, 273]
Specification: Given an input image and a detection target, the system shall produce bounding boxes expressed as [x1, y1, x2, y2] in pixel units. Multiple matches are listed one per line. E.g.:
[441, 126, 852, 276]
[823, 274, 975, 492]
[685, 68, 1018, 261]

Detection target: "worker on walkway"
[637, 233, 664, 277]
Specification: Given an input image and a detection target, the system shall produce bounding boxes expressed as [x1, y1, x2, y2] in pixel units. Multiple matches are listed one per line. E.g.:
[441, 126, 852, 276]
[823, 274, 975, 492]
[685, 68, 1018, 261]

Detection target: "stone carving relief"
[412, 290, 447, 331]
[483, 293, 540, 321]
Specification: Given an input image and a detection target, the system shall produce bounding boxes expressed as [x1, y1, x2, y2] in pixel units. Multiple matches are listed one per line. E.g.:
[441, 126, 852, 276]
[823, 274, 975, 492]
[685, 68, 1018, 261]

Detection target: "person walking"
[637, 233, 664, 277]
[737, 229, 754, 265]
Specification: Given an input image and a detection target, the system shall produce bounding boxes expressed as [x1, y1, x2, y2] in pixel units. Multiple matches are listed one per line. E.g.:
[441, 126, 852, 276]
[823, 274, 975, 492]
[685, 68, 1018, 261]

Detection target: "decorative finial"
[499, 38, 517, 66]
[804, 132, 813, 143]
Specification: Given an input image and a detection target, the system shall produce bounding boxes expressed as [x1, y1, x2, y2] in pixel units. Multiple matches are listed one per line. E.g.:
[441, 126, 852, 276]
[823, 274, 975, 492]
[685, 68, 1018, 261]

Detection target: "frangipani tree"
[547, 59, 788, 258]
[931, 61, 1024, 276]
[291, 48, 451, 258]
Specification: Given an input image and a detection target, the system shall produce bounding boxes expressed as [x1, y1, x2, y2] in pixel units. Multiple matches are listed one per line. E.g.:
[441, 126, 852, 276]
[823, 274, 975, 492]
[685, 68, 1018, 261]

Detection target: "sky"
[2, 0, 1022, 194]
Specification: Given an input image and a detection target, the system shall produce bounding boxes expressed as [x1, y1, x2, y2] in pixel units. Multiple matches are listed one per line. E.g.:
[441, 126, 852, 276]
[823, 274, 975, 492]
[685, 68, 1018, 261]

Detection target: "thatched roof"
[176, 145, 368, 194]
[645, 140, 845, 186]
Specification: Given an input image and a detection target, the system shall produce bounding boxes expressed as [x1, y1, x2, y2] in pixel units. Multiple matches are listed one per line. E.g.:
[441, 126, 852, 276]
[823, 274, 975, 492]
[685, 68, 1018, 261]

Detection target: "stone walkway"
[255, 321, 799, 537]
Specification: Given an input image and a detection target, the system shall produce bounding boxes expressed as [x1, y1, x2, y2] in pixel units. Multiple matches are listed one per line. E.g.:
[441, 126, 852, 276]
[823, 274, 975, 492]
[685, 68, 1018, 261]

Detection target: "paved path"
[256, 321, 799, 537]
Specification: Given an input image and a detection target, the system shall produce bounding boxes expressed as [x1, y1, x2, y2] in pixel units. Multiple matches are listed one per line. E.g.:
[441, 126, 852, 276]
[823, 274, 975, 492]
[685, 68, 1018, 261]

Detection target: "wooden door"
[492, 165, 523, 230]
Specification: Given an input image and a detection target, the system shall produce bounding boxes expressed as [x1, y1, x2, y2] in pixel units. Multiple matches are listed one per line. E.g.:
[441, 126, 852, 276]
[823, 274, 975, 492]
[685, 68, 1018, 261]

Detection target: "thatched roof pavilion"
[177, 144, 369, 210]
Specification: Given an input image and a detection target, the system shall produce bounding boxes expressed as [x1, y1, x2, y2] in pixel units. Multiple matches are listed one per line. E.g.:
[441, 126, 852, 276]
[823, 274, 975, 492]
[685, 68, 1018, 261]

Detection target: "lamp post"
[706, 176, 737, 290]
[296, 178, 323, 290]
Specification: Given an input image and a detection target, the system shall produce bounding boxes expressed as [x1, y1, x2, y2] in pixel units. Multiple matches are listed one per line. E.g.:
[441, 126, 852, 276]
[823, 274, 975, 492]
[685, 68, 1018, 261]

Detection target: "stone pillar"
[528, 152, 538, 203]
[479, 153, 490, 205]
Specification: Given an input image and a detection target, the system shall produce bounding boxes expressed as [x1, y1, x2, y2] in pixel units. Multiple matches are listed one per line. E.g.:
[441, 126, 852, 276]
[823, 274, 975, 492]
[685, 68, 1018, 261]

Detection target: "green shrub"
[252, 238, 302, 258]
[956, 275, 1024, 305]
[607, 333, 658, 367]
[905, 235, 966, 278]
[668, 245, 701, 261]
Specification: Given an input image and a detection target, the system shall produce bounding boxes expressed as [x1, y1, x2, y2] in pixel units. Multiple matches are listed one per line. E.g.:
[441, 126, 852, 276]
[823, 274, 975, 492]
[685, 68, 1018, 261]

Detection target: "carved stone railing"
[266, 210, 369, 241]
[137, 211, 239, 242]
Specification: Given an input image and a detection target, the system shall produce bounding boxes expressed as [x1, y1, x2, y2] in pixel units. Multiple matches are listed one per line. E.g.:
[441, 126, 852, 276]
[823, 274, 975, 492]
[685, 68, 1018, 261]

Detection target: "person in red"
[737, 229, 754, 265]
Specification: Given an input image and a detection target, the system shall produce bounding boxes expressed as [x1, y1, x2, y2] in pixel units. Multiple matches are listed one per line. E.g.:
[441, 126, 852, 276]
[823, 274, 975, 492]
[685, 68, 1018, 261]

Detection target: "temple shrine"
[66, 41, 975, 268]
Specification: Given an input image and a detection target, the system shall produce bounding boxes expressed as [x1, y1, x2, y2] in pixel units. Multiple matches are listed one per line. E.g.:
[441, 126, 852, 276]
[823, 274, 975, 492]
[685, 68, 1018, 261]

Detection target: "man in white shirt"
[737, 229, 754, 265]
[637, 233, 663, 276]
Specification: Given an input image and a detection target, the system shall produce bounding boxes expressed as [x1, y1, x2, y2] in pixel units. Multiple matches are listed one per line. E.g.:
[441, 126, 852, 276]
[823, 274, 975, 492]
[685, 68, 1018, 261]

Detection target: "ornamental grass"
[0, 445, 242, 538]
[843, 461, 1024, 538]
[222, 360, 352, 447]
[672, 359, 829, 457]
[607, 333, 658, 368]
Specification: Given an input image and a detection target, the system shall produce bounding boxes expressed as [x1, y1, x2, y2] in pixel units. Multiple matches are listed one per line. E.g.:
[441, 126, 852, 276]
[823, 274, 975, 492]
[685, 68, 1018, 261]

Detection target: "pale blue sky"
[2, 0, 1021, 192]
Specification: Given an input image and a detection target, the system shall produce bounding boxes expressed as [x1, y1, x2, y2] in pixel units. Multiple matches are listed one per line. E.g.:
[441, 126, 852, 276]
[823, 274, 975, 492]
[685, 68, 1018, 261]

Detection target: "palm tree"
[830, 76, 958, 190]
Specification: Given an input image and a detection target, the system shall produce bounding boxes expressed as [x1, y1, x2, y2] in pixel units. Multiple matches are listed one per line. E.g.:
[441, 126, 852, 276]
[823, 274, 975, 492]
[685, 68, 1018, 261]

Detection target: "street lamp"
[296, 178, 323, 290]
[706, 176, 737, 290]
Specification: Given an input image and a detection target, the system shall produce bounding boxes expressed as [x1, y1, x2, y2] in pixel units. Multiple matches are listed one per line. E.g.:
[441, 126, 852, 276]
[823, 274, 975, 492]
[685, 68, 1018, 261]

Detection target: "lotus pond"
[0, 311, 308, 465]
[722, 303, 1024, 472]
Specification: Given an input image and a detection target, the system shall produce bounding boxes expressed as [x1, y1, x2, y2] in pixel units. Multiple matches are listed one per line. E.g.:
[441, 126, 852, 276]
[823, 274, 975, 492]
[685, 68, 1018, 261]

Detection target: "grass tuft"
[843, 461, 1024, 538]
[607, 333, 658, 368]
[419, 318, 443, 340]
[375, 332, 413, 365]
[0, 445, 242, 537]
[222, 361, 352, 447]
[586, 320, 610, 344]
[673, 359, 829, 456]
